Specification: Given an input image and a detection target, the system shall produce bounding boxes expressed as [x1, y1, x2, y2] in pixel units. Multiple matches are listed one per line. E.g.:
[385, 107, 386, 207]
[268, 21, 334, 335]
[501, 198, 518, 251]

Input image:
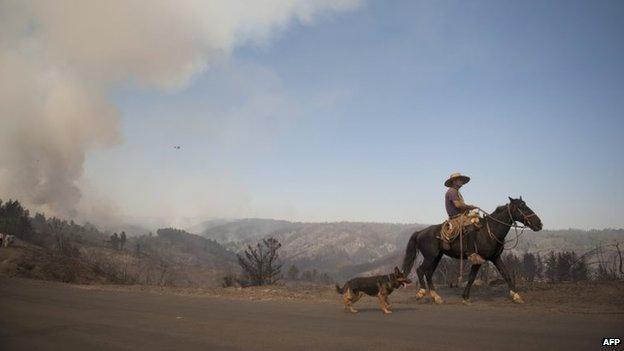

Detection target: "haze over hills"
[198, 218, 624, 279]
[3, 194, 622, 284]
[200, 219, 424, 277]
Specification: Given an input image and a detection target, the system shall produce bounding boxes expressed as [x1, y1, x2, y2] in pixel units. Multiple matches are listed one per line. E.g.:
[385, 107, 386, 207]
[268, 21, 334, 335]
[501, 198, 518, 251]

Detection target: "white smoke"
[0, 0, 360, 219]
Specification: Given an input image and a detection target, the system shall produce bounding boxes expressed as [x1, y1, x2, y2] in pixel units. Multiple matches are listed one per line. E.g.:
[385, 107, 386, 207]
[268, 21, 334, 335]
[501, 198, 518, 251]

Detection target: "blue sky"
[85, 0, 624, 229]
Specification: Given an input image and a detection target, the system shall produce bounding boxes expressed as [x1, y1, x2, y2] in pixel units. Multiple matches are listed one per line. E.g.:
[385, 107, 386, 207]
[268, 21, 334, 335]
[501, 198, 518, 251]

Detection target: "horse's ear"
[508, 196, 514, 202]
[519, 195, 523, 201]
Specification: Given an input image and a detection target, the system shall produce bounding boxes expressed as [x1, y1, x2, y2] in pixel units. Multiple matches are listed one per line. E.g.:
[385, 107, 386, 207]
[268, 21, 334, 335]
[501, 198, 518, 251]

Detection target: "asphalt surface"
[0, 277, 621, 351]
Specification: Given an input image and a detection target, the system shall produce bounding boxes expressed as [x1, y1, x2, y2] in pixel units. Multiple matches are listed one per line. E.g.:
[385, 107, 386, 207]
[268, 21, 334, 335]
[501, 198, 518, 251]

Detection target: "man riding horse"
[402, 174, 543, 304]
[443, 172, 485, 265]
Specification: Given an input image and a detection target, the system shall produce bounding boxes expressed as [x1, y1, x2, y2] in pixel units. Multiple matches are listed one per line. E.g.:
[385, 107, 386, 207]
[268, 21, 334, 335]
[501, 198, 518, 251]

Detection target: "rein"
[479, 204, 536, 250]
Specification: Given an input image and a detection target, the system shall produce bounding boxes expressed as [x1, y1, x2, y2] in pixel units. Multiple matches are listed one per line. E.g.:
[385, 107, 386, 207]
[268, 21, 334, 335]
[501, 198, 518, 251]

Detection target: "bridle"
[481, 203, 539, 250]
[517, 207, 539, 228]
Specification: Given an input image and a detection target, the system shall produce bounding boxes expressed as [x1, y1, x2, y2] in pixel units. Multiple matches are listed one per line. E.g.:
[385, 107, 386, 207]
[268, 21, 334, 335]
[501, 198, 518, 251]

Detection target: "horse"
[402, 197, 543, 304]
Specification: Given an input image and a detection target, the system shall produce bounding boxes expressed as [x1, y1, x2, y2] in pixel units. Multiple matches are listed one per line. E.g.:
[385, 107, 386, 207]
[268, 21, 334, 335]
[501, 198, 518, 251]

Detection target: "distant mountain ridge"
[199, 218, 624, 279]
[200, 218, 425, 276]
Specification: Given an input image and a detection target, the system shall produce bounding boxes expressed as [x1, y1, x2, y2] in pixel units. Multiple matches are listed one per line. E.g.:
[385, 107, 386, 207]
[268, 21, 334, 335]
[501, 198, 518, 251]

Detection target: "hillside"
[147, 228, 237, 271]
[201, 218, 301, 243]
[3, 196, 622, 285]
[0, 199, 237, 287]
[200, 218, 624, 279]
[201, 219, 425, 276]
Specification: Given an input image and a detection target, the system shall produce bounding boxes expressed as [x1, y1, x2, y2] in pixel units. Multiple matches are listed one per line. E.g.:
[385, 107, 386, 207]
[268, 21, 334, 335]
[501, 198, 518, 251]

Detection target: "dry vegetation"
[1, 198, 623, 314]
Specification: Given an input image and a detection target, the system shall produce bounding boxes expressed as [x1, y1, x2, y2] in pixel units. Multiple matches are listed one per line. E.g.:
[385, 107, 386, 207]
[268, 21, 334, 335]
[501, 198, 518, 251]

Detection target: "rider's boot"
[465, 230, 485, 265]
[468, 253, 485, 265]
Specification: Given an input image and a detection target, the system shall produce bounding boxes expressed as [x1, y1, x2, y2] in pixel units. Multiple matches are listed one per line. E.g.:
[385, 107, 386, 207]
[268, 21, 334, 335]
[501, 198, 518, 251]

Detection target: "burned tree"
[521, 252, 538, 283]
[286, 264, 300, 280]
[237, 237, 282, 286]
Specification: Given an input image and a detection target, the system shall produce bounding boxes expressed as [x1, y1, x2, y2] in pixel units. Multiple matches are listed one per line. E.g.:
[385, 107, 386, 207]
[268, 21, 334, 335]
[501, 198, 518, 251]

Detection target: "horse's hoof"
[430, 291, 444, 304]
[415, 288, 427, 300]
[462, 299, 472, 305]
[510, 291, 524, 304]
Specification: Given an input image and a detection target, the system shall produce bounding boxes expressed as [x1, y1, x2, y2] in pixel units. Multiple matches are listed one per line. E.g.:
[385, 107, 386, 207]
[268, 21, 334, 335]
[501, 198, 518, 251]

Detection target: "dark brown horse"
[402, 197, 543, 304]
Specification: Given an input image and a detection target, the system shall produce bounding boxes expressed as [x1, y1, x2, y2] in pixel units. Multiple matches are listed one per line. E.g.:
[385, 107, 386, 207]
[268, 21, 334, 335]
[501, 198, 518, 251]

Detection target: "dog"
[335, 266, 411, 314]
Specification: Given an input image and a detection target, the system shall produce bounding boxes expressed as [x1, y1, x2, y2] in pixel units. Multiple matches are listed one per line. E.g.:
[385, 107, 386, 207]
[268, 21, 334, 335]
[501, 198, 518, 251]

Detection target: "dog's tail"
[335, 284, 345, 294]
[401, 230, 421, 277]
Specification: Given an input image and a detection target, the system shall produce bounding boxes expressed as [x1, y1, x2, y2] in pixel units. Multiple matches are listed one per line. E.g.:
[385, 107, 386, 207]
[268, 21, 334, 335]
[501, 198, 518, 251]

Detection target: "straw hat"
[444, 172, 470, 187]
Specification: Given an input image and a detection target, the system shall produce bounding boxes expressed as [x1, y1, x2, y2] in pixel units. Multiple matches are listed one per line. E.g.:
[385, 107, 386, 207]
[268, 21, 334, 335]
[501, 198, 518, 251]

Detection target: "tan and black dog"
[335, 266, 411, 314]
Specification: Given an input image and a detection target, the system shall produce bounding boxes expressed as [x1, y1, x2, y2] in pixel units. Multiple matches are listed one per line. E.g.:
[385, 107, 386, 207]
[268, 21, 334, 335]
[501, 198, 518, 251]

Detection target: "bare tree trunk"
[615, 242, 623, 276]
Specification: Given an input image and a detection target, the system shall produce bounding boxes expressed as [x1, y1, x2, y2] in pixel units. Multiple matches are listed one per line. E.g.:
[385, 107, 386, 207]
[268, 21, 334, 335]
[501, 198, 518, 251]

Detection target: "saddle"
[440, 211, 481, 249]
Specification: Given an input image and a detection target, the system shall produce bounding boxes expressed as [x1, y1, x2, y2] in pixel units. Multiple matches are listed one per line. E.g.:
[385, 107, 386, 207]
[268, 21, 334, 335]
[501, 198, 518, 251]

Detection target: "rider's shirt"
[445, 187, 464, 218]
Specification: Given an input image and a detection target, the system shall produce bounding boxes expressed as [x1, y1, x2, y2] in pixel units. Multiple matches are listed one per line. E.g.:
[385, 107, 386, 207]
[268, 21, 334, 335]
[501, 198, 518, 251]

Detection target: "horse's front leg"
[492, 256, 524, 304]
[462, 264, 482, 303]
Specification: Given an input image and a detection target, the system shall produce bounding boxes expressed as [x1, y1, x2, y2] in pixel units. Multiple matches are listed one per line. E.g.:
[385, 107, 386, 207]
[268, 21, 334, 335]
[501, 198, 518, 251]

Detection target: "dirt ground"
[70, 278, 624, 313]
[1, 277, 622, 351]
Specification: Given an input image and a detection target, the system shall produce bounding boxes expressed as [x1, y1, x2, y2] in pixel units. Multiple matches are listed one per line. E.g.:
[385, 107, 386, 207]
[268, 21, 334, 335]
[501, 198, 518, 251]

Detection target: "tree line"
[435, 248, 623, 287]
[0, 199, 107, 254]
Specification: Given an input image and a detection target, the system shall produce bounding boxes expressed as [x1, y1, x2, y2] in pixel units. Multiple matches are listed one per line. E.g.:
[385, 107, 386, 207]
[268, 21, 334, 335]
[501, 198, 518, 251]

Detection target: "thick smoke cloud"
[0, 0, 360, 219]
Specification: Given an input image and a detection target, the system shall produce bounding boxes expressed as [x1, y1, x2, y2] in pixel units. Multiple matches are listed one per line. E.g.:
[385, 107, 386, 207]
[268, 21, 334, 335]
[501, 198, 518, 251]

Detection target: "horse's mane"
[491, 204, 508, 216]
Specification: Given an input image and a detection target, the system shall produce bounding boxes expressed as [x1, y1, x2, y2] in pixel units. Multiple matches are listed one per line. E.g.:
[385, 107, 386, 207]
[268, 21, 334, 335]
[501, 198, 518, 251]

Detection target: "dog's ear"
[394, 266, 400, 275]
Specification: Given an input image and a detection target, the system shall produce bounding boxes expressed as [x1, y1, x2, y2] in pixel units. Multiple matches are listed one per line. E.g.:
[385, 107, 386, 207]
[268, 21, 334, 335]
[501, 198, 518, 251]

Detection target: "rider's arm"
[452, 198, 476, 211]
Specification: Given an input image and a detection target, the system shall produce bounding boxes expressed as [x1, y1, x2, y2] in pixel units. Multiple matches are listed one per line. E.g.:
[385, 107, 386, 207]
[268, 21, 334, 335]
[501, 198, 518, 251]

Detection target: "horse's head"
[508, 196, 543, 231]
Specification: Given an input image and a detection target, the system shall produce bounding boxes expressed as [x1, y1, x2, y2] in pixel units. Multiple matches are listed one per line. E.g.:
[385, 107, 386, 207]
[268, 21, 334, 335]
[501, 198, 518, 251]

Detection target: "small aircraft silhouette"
[173, 146, 181, 150]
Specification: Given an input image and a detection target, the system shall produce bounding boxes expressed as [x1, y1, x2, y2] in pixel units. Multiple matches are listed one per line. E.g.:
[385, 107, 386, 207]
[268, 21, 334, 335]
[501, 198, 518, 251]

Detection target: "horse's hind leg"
[415, 262, 428, 300]
[426, 253, 444, 304]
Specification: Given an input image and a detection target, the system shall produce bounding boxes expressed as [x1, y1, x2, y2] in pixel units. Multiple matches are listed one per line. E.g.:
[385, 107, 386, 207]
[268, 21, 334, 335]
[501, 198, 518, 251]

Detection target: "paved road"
[0, 278, 621, 351]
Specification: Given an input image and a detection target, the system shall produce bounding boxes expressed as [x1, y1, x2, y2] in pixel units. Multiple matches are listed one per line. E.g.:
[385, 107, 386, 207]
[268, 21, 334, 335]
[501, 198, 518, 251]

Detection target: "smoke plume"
[0, 0, 360, 219]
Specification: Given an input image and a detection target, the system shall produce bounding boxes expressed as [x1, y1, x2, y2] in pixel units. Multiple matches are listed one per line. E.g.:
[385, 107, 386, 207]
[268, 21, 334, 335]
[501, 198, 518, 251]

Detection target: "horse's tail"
[335, 284, 345, 294]
[402, 231, 421, 276]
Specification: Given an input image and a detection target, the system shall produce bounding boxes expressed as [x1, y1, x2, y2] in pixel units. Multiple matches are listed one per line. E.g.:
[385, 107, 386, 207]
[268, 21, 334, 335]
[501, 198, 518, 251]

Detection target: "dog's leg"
[378, 285, 392, 314]
[380, 285, 392, 309]
[344, 289, 359, 313]
[342, 291, 350, 312]
[352, 291, 363, 303]
[377, 293, 392, 314]
[383, 294, 392, 310]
